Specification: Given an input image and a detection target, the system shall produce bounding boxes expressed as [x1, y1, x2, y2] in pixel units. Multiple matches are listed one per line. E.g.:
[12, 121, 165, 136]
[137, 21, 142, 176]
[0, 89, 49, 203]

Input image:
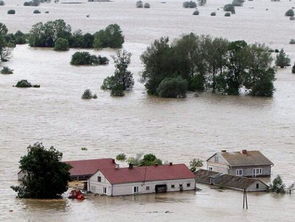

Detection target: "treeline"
[141, 33, 276, 98]
[28, 20, 124, 50]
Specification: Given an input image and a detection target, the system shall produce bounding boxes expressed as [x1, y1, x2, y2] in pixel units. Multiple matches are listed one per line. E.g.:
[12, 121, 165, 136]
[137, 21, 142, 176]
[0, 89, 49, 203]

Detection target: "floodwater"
[0, 0, 295, 221]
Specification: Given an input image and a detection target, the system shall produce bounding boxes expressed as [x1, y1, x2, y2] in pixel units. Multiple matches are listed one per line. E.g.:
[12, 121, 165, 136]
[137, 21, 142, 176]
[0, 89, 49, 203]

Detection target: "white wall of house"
[246, 181, 268, 192]
[207, 153, 230, 174]
[87, 171, 196, 196]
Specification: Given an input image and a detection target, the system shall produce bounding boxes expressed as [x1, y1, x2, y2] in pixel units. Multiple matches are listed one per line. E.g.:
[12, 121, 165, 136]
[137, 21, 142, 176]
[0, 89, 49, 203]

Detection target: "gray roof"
[195, 169, 268, 190]
[220, 151, 273, 167]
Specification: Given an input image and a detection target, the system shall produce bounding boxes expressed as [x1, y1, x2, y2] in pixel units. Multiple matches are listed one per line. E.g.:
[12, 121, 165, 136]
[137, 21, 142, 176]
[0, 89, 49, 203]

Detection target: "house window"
[252, 168, 263, 176]
[256, 183, 259, 189]
[187, 183, 191, 187]
[171, 184, 175, 189]
[146, 186, 150, 191]
[236, 169, 243, 176]
[103, 187, 107, 194]
[133, 186, 139, 193]
[97, 176, 101, 182]
[208, 167, 213, 171]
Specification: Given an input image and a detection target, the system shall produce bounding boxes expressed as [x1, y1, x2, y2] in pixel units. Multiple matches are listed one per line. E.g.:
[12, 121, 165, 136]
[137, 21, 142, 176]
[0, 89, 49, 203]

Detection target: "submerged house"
[207, 150, 273, 177]
[195, 169, 269, 192]
[87, 163, 196, 196]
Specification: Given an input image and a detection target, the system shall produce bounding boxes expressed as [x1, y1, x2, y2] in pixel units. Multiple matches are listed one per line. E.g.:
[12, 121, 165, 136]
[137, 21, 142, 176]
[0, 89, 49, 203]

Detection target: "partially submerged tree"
[189, 158, 203, 172]
[93, 24, 124, 49]
[275, 49, 290, 68]
[224, 4, 235, 14]
[116, 153, 127, 161]
[11, 142, 71, 198]
[269, 175, 286, 194]
[54, 37, 69, 51]
[71, 52, 108, 65]
[1, 66, 13, 74]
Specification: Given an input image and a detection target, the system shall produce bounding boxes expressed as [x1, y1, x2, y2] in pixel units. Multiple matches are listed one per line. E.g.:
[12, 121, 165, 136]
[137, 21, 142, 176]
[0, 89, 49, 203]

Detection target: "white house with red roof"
[87, 163, 196, 196]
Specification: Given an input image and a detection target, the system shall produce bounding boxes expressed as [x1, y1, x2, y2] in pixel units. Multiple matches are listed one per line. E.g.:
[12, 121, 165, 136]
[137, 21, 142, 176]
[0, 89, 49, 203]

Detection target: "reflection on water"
[0, 0, 295, 221]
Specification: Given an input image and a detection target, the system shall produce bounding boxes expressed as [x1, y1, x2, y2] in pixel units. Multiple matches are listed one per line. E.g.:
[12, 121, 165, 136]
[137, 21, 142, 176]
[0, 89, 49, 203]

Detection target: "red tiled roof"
[99, 164, 195, 184]
[65, 158, 116, 176]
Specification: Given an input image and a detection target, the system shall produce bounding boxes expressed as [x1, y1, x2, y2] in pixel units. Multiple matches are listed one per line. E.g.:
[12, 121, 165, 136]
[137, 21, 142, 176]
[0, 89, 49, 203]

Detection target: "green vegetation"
[0, 1, 5, 6]
[292, 64, 295, 74]
[0, 23, 11, 63]
[101, 50, 134, 96]
[126, 153, 163, 166]
[189, 158, 203, 172]
[224, 4, 235, 14]
[275, 49, 290, 68]
[71, 52, 109, 65]
[198, 0, 206, 6]
[54, 38, 69, 51]
[81, 89, 97, 99]
[116, 153, 127, 161]
[15, 80, 40, 88]
[1, 66, 13, 74]
[24, 0, 40, 6]
[285, 9, 294, 17]
[7, 10, 16, 14]
[136, 1, 143, 8]
[289, 39, 295, 44]
[141, 34, 276, 98]
[33, 10, 41, 14]
[232, 0, 244, 7]
[193, 10, 199, 15]
[183, 1, 197, 8]
[225, 12, 231, 17]
[70, 30, 94, 48]
[11, 142, 71, 198]
[93, 24, 124, 49]
[269, 175, 286, 194]
[211, 12, 216, 16]
[144, 3, 150, 8]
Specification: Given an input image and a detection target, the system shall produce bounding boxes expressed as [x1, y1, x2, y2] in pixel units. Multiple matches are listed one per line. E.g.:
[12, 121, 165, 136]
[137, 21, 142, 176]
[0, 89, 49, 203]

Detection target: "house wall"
[246, 181, 268, 192]
[207, 153, 229, 174]
[87, 171, 196, 196]
[229, 166, 271, 177]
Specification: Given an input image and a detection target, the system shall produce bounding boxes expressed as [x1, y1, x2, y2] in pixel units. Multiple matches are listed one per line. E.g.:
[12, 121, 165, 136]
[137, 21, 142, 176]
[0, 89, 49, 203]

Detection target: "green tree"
[224, 4, 235, 14]
[116, 153, 126, 161]
[71, 51, 108, 65]
[54, 37, 69, 51]
[11, 142, 71, 198]
[269, 175, 286, 194]
[93, 24, 124, 49]
[139, 153, 162, 166]
[156, 76, 188, 98]
[275, 49, 290, 68]
[189, 158, 203, 172]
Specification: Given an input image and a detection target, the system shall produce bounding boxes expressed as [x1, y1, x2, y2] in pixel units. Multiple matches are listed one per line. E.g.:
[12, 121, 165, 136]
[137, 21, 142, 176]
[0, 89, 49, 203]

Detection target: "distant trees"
[189, 158, 203, 172]
[183, 1, 197, 8]
[11, 142, 71, 198]
[0, 23, 11, 63]
[7, 9, 16, 14]
[126, 153, 163, 166]
[285, 9, 294, 17]
[93, 24, 124, 49]
[1, 66, 13, 74]
[54, 38, 69, 51]
[81, 89, 97, 99]
[232, 0, 244, 7]
[224, 4, 235, 14]
[101, 50, 134, 96]
[141, 34, 276, 98]
[0, 1, 5, 6]
[71, 52, 109, 65]
[275, 49, 290, 68]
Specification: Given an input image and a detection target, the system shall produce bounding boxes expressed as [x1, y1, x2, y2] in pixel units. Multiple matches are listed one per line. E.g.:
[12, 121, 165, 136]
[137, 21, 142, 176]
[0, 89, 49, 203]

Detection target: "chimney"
[242, 149, 247, 154]
[221, 150, 227, 153]
[128, 163, 133, 169]
[169, 162, 173, 166]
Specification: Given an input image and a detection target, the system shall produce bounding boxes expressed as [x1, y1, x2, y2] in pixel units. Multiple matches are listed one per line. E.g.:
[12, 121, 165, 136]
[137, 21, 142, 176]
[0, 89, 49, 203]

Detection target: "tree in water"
[11, 142, 71, 199]
[275, 49, 290, 68]
[269, 175, 286, 194]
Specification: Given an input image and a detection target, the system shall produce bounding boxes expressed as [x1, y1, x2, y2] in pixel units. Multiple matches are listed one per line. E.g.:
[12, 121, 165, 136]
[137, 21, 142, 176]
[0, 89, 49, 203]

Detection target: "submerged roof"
[219, 150, 273, 167]
[195, 169, 268, 190]
[65, 158, 116, 177]
[99, 164, 195, 184]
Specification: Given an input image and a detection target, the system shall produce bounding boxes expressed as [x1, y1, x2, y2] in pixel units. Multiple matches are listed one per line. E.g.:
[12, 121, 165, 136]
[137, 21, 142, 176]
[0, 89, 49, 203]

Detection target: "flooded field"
[0, 0, 295, 221]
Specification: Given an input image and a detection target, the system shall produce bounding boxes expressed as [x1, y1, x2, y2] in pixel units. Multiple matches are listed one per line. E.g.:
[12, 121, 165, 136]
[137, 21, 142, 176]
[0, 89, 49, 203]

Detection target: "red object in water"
[68, 190, 85, 200]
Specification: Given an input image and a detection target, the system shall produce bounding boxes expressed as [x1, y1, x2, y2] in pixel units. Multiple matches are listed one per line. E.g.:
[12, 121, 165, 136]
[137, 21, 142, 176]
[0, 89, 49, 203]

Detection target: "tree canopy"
[11, 143, 71, 199]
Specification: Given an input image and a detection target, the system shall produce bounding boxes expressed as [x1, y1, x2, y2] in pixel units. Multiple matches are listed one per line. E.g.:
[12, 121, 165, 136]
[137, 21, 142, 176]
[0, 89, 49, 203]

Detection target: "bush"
[285, 9, 294, 17]
[210, 12, 216, 16]
[183, 1, 197, 8]
[136, 1, 143, 8]
[33, 10, 41, 14]
[14, 31, 27, 44]
[116, 153, 126, 161]
[250, 79, 275, 97]
[275, 49, 290, 68]
[81, 89, 95, 99]
[232, 0, 244, 7]
[71, 52, 109, 65]
[289, 39, 295, 44]
[269, 175, 286, 194]
[193, 10, 199, 15]
[225, 12, 231, 17]
[292, 64, 295, 74]
[54, 38, 69, 51]
[24, 0, 40, 6]
[156, 76, 188, 98]
[93, 24, 124, 49]
[0, 1, 5, 6]
[7, 10, 16, 14]
[1, 66, 13, 74]
[111, 84, 125, 97]
[224, 4, 235, 14]
[144, 3, 150, 8]
[15, 80, 40, 88]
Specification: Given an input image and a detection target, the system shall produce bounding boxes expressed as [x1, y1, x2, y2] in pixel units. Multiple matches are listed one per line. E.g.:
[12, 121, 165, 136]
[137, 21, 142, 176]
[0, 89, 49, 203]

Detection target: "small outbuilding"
[87, 163, 196, 196]
[195, 169, 269, 192]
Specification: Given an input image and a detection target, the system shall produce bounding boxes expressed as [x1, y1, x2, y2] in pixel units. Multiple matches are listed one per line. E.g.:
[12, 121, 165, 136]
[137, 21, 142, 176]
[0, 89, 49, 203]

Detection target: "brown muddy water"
[0, 0, 295, 221]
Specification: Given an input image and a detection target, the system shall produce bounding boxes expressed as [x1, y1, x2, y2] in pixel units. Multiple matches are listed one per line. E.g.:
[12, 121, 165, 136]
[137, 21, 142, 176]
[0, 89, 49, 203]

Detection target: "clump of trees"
[292, 64, 295, 74]
[183, 1, 197, 8]
[24, 0, 40, 6]
[198, 0, 206, 6]
[15, 80, 40, 88]
[269, 175, 286, 194]
[289, 39, 295, 44]
[144, 3, 150, 8]
[275, 49, 290, 68]
[0, 1, 5, 6]
[224, 4, 235, 14]
[189, 158, 203, 172]
[7, 9, 16, 14]
[1, 66, 13, 74]
[0, 23, 12, 63]
[193, 10, 200, 15]
[232, 0, 244, 7]
[136, 1, 143, 8]
[225, 12, 231, 17]
[71, 52, 109, 65]
[54, 38, 69, 51]
[119, 153, 163, 166]
[11, 142, 71, 198]
[285, 9, 294, 17]
[81, 89, 97, 99]
[211, 12, 216, 16]
[101, 50, 134, 97]
[33, 9, 41, 14]
[28, 20, 124, 49]
[141, 34, 276, 98]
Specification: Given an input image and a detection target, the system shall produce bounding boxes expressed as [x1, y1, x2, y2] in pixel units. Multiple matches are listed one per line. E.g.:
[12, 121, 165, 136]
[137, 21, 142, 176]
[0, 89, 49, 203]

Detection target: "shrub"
[269, 175, 286, 194]
[210, 12, 216, 16]
[1, 66, 13, 74]
[81, 89, 95, 99]
[156, 76, 188, 98]
[183, 1, 197, 8]
[144, 3, 150, 8]
[7, 10, 16, 14]
[193, 10, 199, 15]
[250, 79, 275, 97]
[289, 39, 295, 44]
[24, 0, 40, 6]
[224, 4, 235, 14]
[33, 10, 41, 14]
[54, 38, 69, 51]
[15, 80, 35, 88]
[198, 0, 206, 6]
[275, 49, 291, 68]
[285, 9, 294, 17]
[136, 1, 143, 8]
[14, 31, 27, 44]
[0, 1, 5, 6]
[225, 12, 231, 17]
[189, 158, 203, 172]
[93, 24, 124, 49]
[232, 0, 244, 7]
[111, 84, 125, 97]
[292, 64, 295, 74]
[71, 52, 109, 65]
[116, 153, 127, 161]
